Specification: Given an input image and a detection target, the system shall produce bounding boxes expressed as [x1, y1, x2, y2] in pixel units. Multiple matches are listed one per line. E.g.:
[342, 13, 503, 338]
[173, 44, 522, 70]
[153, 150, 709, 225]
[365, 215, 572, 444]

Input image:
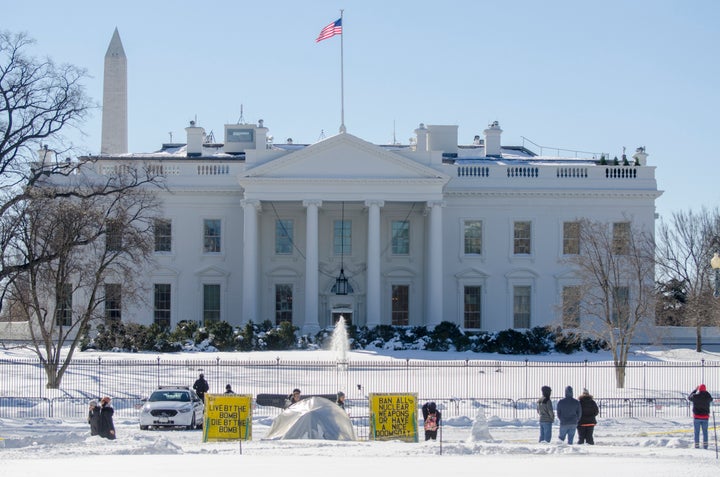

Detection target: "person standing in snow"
[688, 384, 713, 449]
[421, 401, 441, 441]
[577, 388, 599, 445]
[98, 396, 116, 440]
[192, 373, 209, 402]
[536, 386, 554, 443]
[224, 384, 235, 394]
[88, 399, 101, 436]
[285, 388, 302, 408]
[556, 386, 581, 444]
[336, 391, 346, 409]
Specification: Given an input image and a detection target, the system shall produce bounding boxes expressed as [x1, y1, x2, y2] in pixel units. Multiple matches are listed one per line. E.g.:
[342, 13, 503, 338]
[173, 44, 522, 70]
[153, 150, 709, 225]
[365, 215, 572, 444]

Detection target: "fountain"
[331, 315, 349, 369]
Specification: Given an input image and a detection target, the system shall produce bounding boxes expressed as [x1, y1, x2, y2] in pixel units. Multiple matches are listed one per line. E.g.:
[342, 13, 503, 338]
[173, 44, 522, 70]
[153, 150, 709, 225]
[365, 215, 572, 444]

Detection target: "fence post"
[524, 359, 529, 398]
[216, 356, 221, 393]
[701, 358, 705, 384]
[465, 359, 469, 399]
[643, 363, 646, 400]
[97, 356, 102, 398]
[584, 360, 588, 391]
[276, 356, 281, 394]
[405, 359, 410, 391]
[156, 356, 161, 387]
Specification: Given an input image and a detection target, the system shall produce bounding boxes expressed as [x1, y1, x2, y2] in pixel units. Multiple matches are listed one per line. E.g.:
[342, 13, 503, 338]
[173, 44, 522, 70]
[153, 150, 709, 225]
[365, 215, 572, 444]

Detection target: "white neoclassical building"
[80, 119, 660, 334]
[69, 30, 661, 335]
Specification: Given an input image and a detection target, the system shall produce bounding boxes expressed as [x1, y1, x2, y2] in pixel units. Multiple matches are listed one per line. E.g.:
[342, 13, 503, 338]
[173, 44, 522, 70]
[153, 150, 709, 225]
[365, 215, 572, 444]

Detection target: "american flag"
[316, 18, 342, 42]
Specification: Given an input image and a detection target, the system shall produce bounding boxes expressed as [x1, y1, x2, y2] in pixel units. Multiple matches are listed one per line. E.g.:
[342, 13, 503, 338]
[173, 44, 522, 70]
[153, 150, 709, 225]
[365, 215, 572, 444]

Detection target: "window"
[275, 284, 293, 324]
[513, 221, 531, 255]
[154, 284, 171, 328]
[464, 220, 483, 255]
[333, 220, 351, 256]
[562, 286, 581, 328]
[275, 219, 294, 255]
[613, 222, 630, 255]
[391, 220, 410, 255]
[203, 219, 221, 253]
[55, 283, 72, 327]
[154, 219, 172, 252]
[612, 286, 630, 326]
[513, 286, 531, 328]
[464, 286, 482, 328]
[106, 220, 122, 252]
[203, 284, 221, 324]
[104, 284, 122, 322]
[391, 284, 409, 325]
[563, 222, 580, 255]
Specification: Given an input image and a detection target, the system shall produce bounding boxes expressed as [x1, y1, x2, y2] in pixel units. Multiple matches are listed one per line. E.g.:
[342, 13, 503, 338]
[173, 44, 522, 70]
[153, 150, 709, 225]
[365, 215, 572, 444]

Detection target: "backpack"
[424, 412, 438, 431]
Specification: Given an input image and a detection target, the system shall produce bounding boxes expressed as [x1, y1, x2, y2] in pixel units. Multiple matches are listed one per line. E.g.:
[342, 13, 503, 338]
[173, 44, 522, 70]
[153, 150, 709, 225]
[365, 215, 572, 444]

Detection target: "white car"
[139, 386, 204, 430]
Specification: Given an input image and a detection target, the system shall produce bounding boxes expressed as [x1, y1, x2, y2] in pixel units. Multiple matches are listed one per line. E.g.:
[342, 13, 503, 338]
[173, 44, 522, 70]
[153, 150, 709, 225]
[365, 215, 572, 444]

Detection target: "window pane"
[106, 220, 122, 252]
[392, 221, 410, 255]
[275, 219, 294, 255]
[55, 283, 72, 326]
[391, 284, 409, 325]
[154, 284, 171, 328]
[464, 220, 482, 255]
[204, 219, 221, 253]
[275, 284, 293, 325]
[613, 222, 630, 255]
[333, 220, 352, 256]
[513, 286, 531, 328]
[514, 221, 531, 255]
[464, 286, 482, 328]
[154, 219, 172, 252]
[562, 286, 580, 328]
[105, 283, 122, 322]
[563, 222, 580, 255]
[203, 284, 220, 323]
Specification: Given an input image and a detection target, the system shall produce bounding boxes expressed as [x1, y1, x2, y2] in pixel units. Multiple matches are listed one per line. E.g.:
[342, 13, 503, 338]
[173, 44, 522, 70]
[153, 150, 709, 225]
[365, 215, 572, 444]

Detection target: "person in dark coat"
[536, 386, 554, 443]
[336, 391, 346, 409]
[224, 384, 235, 394]
[192, 373, 209, 402]
[688, 384, 713, 449]
[577, 388, 599, 445]
[556, 385, 581, 444]
[421, 401, 442, 441]
[88, 400, 101, 436]
[98, 396, 116, 440]
[285, 388, 301, 408]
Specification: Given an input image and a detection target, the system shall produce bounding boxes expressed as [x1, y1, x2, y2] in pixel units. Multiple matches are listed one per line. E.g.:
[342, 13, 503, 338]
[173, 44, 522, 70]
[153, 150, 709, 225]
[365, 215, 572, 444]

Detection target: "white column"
[365, 200, 384, 326]
[427, 201, 444, 327]
[241, 199, 261, 325]
[303, 200, 322, 334]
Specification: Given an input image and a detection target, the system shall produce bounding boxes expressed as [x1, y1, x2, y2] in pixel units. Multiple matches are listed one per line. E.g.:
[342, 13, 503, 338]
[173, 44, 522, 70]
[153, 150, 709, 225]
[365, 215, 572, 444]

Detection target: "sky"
[4, 0, 720, 222]
[1, 346, 720, 475]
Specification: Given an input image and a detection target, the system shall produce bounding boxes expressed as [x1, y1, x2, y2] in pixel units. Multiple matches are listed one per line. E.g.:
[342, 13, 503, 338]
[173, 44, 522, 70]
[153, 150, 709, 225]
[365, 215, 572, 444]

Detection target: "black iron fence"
[1, 357, 716, 423]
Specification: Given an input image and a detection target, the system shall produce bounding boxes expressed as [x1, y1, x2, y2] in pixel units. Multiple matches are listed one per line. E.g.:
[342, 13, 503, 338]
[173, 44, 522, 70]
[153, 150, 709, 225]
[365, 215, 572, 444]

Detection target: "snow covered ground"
[1, 346, 719, 475]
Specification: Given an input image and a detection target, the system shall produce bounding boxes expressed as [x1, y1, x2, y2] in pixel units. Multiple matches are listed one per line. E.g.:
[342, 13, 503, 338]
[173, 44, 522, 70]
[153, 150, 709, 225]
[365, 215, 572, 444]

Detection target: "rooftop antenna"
[168, 132, 173, 142]
[318, 129, 326, 141]
[237, 104, 245, 124]
[393, 120, 397, 145]
[205, 130, 215, 143]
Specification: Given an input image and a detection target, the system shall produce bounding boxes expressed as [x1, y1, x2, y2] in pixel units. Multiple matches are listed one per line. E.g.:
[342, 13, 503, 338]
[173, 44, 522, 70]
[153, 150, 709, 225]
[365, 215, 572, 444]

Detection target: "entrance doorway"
[331, 306, 353, 326]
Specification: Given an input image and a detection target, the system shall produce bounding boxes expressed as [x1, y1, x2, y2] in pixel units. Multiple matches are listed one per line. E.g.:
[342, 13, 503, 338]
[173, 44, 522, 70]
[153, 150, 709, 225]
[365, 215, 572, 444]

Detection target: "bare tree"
[0, 30, 94, 294]
[564, 219, 656, 388]
[655, 208, 720, 351]
[7, 166, 160, 388]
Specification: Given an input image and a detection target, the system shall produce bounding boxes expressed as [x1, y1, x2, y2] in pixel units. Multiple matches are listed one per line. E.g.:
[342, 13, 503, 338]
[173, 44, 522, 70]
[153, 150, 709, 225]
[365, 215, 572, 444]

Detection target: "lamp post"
[711, 252, 720, 298]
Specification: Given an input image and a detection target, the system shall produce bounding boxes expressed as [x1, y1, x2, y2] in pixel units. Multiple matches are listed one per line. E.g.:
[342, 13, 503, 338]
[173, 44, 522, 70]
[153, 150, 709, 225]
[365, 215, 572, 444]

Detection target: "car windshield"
[148, 391, 191, 402]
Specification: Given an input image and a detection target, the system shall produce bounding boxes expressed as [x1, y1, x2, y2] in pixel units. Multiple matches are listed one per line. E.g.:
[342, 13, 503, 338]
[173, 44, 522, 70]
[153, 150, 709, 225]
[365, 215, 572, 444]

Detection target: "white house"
[78, 119, 661, 335]
[65, 30, 662, 335]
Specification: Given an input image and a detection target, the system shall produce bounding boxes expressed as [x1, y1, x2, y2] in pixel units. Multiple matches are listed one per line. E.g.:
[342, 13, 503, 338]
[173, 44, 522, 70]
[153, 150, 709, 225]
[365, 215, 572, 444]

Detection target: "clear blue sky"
[6, 0, 719, 221]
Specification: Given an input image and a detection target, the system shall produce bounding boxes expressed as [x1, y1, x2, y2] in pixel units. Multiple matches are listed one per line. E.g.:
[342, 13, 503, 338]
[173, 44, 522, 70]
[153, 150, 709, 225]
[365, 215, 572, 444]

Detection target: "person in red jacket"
[688, 384, 713, 449]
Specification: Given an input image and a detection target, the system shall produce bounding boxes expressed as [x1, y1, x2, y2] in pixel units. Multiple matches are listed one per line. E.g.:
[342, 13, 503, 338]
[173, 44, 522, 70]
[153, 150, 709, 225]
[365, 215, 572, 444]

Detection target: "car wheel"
[140, 425, 149, 430]
[187, 412, 196, 430]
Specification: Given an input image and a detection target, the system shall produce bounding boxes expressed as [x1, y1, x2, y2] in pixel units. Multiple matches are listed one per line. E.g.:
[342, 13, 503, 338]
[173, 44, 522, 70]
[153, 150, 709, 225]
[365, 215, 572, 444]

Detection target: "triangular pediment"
[242, 133, 448, 181]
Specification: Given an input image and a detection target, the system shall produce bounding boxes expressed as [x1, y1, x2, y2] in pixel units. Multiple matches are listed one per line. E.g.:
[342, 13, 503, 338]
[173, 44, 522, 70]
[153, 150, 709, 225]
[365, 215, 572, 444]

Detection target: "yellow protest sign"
[369, 393, 418, 442]
[202, 394, 252, 442]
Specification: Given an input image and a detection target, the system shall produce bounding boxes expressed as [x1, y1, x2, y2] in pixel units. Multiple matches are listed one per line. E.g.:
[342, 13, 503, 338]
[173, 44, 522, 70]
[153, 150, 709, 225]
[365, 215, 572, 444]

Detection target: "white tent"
[263, 396, 356, 440]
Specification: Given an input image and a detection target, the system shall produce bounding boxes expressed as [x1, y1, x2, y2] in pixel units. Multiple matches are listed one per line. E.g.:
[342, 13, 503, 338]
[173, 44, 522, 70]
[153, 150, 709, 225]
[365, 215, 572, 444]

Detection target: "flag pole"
[339, 9, 346, 133]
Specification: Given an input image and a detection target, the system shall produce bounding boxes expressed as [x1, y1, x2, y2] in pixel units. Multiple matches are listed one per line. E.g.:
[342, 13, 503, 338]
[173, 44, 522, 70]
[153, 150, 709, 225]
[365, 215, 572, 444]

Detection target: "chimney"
[632, 146, 648, 166]
[414, 123, 428, 152]
[255, 119, 268, 150]
[483, 121, 502, 157]
[185, 121, 205, 157]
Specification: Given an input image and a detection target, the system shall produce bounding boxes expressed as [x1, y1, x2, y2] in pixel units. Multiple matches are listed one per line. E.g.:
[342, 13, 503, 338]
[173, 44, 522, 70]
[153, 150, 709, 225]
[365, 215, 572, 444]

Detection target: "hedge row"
[82, 320, 607, 355]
